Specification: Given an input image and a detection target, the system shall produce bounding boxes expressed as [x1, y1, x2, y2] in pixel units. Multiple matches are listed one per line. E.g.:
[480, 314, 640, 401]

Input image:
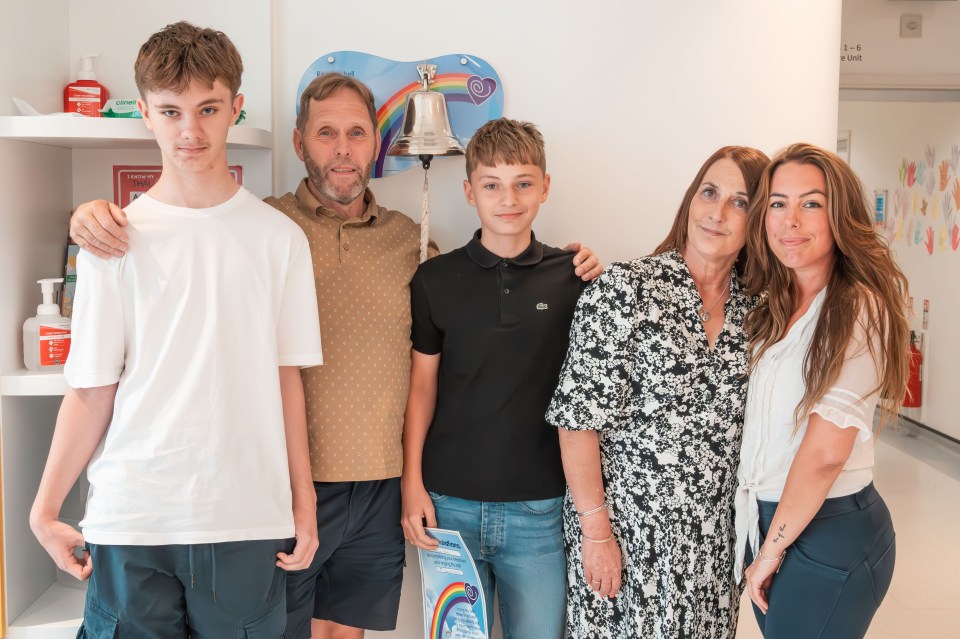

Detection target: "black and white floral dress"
[546, 251, 752, 639]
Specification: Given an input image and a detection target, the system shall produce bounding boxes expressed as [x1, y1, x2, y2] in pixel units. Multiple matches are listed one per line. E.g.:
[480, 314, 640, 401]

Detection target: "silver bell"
[386, 64, 465, 169]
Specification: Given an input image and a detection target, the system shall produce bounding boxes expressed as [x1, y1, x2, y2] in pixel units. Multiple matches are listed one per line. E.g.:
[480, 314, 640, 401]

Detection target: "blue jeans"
[430, 493, 566, 639]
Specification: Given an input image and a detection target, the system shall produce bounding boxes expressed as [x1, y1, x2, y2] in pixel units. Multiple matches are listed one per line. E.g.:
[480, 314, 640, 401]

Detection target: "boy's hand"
[30, 515, 92, 580]
[564, 243, 603, 281]
[401, 481, 439, 550]
[70, 199, 129, 259]
[276, 504, 319, 571]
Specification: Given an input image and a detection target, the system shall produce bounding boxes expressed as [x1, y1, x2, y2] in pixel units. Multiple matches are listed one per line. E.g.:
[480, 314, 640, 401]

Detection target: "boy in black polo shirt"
[401, 118, 585, 638]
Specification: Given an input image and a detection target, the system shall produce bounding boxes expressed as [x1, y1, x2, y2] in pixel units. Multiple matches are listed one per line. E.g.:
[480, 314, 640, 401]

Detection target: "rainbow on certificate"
[429, 581, 472, 638]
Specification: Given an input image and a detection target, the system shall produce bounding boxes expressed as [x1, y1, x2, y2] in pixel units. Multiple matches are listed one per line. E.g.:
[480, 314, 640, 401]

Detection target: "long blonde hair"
[744, 143, 910, 428]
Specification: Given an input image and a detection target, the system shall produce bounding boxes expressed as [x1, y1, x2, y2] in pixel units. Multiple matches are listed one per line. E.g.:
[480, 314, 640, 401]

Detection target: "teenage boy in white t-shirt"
[29, 22, 323, 636]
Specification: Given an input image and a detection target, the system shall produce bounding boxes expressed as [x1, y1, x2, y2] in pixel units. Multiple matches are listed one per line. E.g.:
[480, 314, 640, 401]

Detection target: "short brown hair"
[134, 22, 243, 98]
[296, 74, 379, 134]
[465, 118, 546, 178]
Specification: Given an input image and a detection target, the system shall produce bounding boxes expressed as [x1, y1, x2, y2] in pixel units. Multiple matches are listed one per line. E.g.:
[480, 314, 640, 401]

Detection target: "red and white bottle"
[64, 54, 109, 117]
[23, 278, 72, 372]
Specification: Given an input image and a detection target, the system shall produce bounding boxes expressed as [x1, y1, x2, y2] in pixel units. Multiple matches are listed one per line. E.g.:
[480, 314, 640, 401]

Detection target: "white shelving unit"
[0, 116, 273, 150]
[0, 119, 272, 638]
[0, 381, 75, 638]
[5, 585, 84, 639]
[0, 372, 67, 398]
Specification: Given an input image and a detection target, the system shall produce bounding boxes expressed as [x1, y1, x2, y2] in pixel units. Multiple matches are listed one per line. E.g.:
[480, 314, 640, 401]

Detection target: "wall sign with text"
[113, 165, 244, 207]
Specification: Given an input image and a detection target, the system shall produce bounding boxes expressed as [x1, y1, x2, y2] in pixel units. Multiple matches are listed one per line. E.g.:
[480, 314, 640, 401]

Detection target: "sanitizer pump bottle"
[64, 54, 109, 117]
[23, 278, 72, 372]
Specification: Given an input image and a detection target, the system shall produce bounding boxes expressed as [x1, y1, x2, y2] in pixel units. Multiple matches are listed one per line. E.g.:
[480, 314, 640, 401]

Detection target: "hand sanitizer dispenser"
[23, 278, 72, 372]
[64, 53, 110, 117]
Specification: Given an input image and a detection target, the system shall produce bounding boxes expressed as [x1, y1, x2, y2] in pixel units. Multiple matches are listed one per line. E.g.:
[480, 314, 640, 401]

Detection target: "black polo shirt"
[411, 230, 586, 502]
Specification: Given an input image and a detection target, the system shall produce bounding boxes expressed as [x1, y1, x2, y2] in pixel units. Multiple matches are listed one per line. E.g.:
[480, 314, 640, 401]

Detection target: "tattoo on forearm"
[772, 524, 786, 543]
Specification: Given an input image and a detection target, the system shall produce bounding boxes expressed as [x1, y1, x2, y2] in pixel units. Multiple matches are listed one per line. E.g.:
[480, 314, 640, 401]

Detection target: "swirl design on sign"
[467, 75, 498, 105]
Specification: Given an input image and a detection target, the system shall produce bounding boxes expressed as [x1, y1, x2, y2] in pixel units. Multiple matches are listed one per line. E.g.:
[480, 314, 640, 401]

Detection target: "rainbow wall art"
[297, 52, 504, 178]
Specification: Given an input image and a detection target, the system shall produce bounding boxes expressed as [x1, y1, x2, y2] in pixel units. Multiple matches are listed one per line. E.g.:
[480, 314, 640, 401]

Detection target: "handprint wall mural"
[883, 143, 960, 255]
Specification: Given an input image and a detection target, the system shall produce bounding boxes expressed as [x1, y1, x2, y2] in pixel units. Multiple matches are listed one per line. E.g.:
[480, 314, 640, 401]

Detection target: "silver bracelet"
[758, 549, 787, 573]
[577, 500, 609, 518]
[582, 532, 614, 543]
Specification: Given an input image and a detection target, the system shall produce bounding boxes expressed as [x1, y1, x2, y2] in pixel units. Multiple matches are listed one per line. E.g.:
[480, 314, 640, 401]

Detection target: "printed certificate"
[418, 528, 488, 639]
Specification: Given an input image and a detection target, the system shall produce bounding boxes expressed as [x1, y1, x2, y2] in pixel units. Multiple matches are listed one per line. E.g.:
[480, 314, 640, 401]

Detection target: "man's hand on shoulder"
[564, 243, 604, 281]
[71, 199, 129, 259]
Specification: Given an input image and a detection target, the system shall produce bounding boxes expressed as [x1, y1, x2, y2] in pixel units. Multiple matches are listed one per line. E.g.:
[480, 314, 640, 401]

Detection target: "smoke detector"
[900, 15, 922, 38]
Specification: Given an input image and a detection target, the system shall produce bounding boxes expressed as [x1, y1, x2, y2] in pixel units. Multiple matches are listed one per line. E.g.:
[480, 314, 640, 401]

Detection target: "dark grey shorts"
[78, 538, 294, 638]
[284, 478, 405, 636]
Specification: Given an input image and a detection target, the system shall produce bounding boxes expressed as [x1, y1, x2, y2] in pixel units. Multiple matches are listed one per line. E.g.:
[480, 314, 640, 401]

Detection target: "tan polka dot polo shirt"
[266, 180, 435, 482]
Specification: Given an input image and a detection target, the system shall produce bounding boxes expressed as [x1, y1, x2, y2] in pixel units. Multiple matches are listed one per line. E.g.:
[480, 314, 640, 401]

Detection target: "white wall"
[68, 2, 273, 130]
[1, 0, 848, 357]
[0, 2, 69, 117]
[0, 0, 73, 625]
[273, 0, 843, 263]
[838, 100, 960, 441]
[0, 0, 71, 373]
[1, 0, 846, 635]
[271, 1, 842, 636]
[838, 0, 960, 440]
[840, 0, 960, 78]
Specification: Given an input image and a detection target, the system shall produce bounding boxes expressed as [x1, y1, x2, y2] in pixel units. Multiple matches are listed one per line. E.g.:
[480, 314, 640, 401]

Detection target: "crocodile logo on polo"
[536, 303, 549, 310]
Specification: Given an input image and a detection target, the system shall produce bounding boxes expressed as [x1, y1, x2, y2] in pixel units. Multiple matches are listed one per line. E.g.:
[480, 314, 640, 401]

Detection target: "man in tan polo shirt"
[70, 74, 601, 639]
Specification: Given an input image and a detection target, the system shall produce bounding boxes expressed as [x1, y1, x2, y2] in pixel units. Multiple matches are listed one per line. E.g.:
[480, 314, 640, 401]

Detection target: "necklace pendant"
[699, 310, 710, 322]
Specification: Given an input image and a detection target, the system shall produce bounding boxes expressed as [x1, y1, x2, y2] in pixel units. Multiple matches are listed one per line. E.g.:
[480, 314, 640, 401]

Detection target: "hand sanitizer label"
[39, 323, 71, 366]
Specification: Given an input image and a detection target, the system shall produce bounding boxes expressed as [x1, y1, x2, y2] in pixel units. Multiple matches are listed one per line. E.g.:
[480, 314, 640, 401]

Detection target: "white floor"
[735, 423, 960, 638]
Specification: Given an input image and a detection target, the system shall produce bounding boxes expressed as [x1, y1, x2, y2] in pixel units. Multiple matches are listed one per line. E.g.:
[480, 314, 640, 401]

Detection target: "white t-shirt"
[65, 188, 323, 545]
[734, 287, 881, 579]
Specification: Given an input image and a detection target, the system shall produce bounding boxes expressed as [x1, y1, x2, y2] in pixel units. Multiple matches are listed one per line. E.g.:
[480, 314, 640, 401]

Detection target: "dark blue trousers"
[78, 538, 293, 638]
[749, 482, 895, 639]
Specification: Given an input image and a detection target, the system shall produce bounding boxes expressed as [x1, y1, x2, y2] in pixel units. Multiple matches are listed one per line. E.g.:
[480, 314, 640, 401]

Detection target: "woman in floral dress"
[547, 146, 769, 638]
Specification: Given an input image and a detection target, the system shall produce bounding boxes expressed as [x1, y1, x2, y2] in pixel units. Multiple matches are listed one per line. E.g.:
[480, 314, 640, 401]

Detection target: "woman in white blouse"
[735, 143, 910, 638]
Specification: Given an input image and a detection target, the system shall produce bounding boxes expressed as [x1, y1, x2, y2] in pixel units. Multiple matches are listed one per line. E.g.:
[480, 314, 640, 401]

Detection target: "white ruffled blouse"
[734, 288, 881, 581]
